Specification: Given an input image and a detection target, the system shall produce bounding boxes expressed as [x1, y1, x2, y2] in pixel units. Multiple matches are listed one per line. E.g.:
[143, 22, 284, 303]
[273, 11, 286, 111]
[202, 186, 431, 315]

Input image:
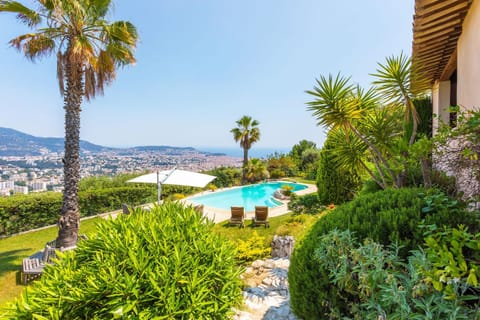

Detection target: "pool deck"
[182, 182, 317, 223]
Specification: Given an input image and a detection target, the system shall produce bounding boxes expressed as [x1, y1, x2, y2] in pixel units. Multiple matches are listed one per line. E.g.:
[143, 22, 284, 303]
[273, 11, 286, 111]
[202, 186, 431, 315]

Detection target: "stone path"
[233, 258, 298, 320]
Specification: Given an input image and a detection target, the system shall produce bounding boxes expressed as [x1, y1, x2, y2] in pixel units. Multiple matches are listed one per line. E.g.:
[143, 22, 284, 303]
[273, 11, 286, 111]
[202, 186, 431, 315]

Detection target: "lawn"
[0, 217, 102, 307]
[212, 212, 321, 251]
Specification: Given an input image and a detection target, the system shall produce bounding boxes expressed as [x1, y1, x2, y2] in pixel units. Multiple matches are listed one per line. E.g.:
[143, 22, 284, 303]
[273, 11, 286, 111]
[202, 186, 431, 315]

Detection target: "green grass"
[212, 212, 322, 249]
[0, 217, 102, 307]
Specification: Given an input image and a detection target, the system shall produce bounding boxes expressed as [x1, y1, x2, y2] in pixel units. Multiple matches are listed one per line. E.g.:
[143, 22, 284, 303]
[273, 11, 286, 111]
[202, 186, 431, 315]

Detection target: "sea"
[197, 147, 290, 159]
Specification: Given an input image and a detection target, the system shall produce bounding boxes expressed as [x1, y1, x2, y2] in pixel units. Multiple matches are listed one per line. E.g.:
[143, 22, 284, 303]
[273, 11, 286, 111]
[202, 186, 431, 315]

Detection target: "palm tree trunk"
[348, 123, 400, 187]
[242, 147, 248, 183]
[407, 98, 419, 146]
[57, 59, 83, 248]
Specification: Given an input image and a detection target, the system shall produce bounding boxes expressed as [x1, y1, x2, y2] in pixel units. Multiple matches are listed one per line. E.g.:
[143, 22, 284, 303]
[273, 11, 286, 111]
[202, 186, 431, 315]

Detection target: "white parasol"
[127, 168, 216, 203]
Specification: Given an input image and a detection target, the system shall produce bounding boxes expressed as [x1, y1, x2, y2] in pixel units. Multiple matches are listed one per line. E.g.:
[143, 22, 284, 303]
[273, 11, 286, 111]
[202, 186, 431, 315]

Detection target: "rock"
[271, 236, 295, 258]
[234, 257, 299, 320]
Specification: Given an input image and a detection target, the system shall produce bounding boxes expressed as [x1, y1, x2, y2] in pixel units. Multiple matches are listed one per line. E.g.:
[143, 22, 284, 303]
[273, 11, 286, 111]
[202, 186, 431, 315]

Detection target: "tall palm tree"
[231, 115, 261, 183]
[0, 0, 138, 248]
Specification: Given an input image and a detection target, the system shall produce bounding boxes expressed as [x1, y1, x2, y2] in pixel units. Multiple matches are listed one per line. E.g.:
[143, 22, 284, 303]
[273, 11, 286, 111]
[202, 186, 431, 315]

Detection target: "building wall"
[457, 0, 480, 110]
[432, 80, 451, 134]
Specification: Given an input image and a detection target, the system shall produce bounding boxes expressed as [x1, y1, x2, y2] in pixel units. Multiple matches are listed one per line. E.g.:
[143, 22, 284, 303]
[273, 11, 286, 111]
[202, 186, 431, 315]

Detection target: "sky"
[0, 0, 414, 151]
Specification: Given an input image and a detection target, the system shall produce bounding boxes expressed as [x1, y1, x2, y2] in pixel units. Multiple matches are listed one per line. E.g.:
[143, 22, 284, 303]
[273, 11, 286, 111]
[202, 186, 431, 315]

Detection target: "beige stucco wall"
[432, 80, 451, 134]
[457, 0, 480, 111]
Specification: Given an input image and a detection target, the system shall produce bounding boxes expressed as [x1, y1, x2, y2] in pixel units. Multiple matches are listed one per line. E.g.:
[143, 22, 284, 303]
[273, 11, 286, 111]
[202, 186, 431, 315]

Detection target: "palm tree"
[245, 158, 269, 183]
[371, 53, 429, 146]
[306, 73, 400, 188]
[371, 53, 431, 186]
[0, 0, 138, 248]
[231, 115, 261, 183]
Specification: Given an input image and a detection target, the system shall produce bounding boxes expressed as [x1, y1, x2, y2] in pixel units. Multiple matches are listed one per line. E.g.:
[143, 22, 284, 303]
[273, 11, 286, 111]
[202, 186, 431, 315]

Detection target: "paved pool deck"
[182, 182, 317, 223]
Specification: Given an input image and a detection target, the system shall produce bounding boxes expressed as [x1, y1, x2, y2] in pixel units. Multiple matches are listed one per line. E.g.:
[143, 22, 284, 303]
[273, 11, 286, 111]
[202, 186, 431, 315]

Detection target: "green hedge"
[289, 188, 477, 319]
[0, 186, 155, 236]
[6, 203, 242, 319]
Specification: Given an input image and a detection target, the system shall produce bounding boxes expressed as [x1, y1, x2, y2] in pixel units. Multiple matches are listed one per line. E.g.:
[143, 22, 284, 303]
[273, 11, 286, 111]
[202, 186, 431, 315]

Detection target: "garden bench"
[22, 244, 56, 284]
[22, 235, 87, 284]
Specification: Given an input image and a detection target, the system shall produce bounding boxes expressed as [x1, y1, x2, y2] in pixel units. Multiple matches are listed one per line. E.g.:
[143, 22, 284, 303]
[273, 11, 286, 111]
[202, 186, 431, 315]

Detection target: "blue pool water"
[189, 182, 307, 211]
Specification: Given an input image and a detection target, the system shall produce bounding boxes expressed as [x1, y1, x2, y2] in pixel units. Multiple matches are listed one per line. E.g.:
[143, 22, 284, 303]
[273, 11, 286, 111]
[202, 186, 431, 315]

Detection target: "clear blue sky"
[0, 0, 414, 150]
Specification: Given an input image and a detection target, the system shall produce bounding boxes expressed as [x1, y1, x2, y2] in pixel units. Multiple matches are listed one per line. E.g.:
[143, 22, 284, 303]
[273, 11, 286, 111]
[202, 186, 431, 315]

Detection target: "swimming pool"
[189, 182, 307, 211]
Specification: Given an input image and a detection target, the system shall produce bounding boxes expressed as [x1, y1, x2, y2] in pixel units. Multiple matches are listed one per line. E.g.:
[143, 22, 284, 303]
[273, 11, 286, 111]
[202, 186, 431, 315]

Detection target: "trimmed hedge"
[289, 188, 477, 319]
[6, 203, 243, 318]
[0, 186, 155, 236]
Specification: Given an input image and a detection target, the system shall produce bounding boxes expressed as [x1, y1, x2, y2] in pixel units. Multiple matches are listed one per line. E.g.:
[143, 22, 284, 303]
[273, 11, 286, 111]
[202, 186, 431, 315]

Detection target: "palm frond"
[9, 33, 55, 60]
[0, 1, 41, 27]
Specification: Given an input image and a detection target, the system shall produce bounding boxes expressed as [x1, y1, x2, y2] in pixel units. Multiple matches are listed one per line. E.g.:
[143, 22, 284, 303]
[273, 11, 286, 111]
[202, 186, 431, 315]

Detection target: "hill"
[0, 127, 219, 157]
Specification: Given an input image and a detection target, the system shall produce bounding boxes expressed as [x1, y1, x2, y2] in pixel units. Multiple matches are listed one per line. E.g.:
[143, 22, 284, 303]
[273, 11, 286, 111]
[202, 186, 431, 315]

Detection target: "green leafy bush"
[311, 188, 475, 257]
[236, 231, 271, 263]
[6, 203, 242, 319]
[316, 133, 361, 205]
[306, 229, 479, 319]
[420, 224, 480, 298]
[0, 186, 156, 236]
[287, 193, 325, 214]
[204, 167, 242, 188]
[289, 188, 477, 319]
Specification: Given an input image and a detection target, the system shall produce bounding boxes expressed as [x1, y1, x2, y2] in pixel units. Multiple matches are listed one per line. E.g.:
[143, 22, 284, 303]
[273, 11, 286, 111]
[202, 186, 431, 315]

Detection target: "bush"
[287, 193, 325, 214]
[204, 167, 241, 188]
[0, 186, 156, 236]
[316, 134, 361, 205]
[236, 231, 271, 263]
[289, 187, 477, 319]
[306, 229, 479, 319]
[6, 203, 242, 319]
[311, 188, 475, 257]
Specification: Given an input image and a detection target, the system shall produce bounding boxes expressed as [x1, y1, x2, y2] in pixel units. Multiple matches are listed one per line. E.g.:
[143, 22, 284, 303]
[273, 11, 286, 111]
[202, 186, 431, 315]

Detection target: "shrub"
[311, 188, 475, 257]
[236, 231, 271, 263]
[289, 188, 477, 319]
[6, 203, 242, 319]
[288, 193, 325, 214]
[316, 133, 361, 205]
[204, 167, 241, 188]
[0, 186, 156, 236]
[305, 229, 479, 319]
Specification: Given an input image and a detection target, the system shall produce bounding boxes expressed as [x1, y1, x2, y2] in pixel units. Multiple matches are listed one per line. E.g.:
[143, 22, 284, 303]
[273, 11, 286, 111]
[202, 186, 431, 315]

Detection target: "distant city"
[0, 127, 243, 196]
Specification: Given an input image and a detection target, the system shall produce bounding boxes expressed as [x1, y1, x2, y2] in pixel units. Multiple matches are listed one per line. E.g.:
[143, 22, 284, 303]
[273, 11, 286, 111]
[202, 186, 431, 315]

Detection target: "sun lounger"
[230, 206, 245, 228]
[193, 204, 204, 216]
[253, 206, 270, 228]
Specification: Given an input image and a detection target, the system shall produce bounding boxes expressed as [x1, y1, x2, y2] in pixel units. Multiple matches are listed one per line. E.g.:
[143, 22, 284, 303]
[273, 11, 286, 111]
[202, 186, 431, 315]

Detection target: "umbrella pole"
[157, 171, 161, 204]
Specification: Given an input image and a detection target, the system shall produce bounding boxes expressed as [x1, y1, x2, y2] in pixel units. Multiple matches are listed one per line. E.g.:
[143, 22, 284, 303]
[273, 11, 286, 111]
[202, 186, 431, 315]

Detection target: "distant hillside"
[0, 127, 113, 156]
[0, 127, 224, 157]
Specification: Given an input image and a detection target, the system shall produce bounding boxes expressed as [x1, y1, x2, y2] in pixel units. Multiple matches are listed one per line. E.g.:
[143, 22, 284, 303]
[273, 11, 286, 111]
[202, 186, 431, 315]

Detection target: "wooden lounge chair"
[230, 206, 245, 228]
[253, 206, 270, 228]
[193, 204, 204, 216]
